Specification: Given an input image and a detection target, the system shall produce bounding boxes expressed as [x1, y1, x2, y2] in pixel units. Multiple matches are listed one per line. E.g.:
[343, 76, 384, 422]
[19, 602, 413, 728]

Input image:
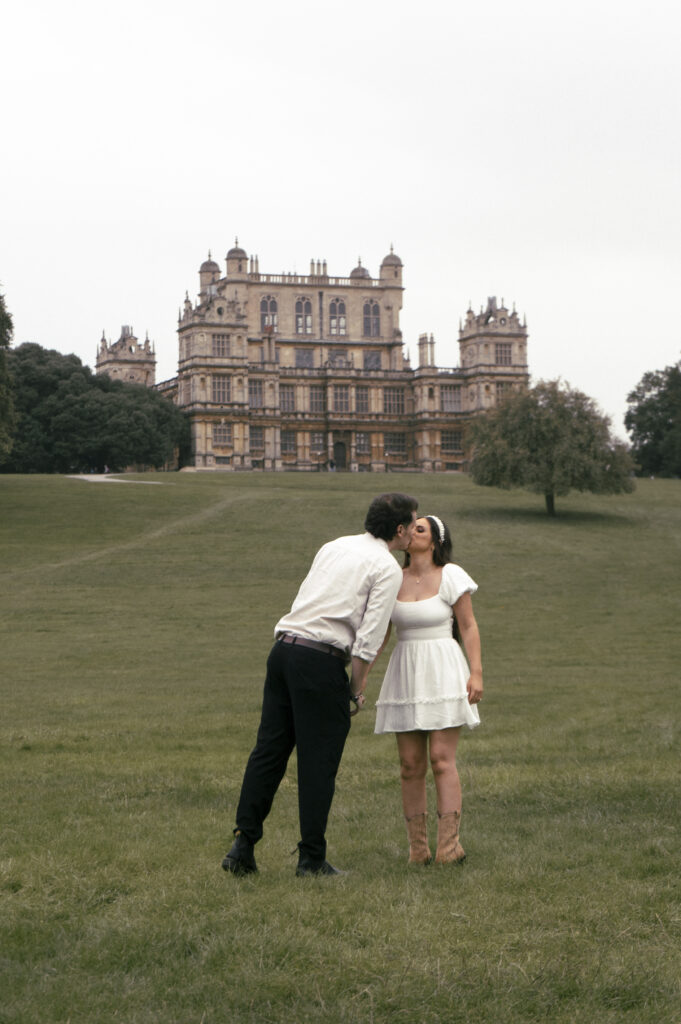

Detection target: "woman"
[374, 515, 483, 865]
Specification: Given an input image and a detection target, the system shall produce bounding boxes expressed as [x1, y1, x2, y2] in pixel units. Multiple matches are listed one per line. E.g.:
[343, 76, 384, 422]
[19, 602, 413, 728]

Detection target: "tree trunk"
[545, 493, 556, 516]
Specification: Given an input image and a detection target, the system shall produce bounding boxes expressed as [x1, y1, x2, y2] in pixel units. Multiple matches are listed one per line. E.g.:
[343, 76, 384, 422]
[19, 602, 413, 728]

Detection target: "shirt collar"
[365, 532, 390, 550]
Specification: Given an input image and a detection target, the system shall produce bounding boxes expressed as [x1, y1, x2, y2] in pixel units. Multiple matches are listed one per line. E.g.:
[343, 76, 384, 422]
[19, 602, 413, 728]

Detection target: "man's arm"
[350, 655, 371, 703]
[351, 564, 402, 664]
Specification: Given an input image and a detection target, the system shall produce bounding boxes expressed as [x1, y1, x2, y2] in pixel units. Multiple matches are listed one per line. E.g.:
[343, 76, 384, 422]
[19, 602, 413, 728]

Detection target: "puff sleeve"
[439, 563, 478, 605]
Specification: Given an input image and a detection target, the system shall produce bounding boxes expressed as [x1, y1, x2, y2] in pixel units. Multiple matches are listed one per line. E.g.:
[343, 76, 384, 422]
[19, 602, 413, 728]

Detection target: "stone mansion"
[97, 240, 529, 471]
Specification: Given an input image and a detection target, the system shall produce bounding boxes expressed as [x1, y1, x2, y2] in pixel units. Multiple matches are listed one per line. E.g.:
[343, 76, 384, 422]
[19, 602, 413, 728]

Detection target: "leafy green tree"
[0, 291, 17, 464]
[468, 379, 635, 515]
[2, 343, 190, 473]
[625, 360, 681, 477]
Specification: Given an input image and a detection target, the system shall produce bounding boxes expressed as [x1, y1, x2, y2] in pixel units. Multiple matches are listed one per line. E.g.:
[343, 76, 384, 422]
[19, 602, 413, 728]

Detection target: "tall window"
[212, 375, 231, 403]
[249, 379, 264, 408]
[281, 429, 297, 455]
[356, 386, 369, 414]
[260, 296, 278, 332]
[212, 333, 230, 357]
[213, 423, 232, 446]
[385, 433, 406, 455]
[441, 429, 463, 453]
[280, 384, 295, 412]
[363, 301, 380, 337]
[356, 431, 370, 454]
[495, 343, 512, 365]
[334, 385, 349, 413]
[440, 385, 462, 412]
[329, 299, 346, 336]
[310, 431, 326, 453]
[249, 426, 264, 450]
[310, 385, 326, 414]
[295, 348, 314, 369]
[383, 387, 405, 415]
[295, 297, 313, 334]
[496, 381, 511, 401]
[363, 351, 381, 371]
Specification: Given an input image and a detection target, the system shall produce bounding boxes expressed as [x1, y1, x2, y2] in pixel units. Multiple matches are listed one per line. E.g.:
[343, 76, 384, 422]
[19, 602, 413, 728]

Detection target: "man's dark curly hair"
[364, 492, 418, 541]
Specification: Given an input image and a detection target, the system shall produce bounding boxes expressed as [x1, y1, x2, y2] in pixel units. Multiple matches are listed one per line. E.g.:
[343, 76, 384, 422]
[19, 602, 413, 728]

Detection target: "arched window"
[329, 299, 346, 336]
[295, 297, 312, 334]
[363, 301, 380, 337]
[260, 296, 278, 332]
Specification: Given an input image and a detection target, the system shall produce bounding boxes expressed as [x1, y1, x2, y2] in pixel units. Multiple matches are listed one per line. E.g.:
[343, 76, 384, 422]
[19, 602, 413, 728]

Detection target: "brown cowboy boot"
[434, 810, 466, 864]
[405, 812, 431, 864]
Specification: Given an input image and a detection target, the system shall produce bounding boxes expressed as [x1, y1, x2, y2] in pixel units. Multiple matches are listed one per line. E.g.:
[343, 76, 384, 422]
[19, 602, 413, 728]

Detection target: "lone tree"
[468, 379, 635, 515]
[0, 291, 16, 464]
[625, 360, 681, 477]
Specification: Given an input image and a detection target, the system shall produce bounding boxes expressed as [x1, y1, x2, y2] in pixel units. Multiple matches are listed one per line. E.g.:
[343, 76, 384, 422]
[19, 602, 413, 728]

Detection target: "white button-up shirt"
[274, 532, 403, 662]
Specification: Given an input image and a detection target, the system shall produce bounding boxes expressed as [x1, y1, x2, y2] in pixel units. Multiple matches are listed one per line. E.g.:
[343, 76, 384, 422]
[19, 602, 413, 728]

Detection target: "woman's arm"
[453, 592, 483, 705]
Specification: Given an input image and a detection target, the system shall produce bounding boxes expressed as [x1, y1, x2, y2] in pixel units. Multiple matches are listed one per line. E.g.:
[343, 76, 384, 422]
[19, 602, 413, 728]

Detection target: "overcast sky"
[3, 0, 680, 440]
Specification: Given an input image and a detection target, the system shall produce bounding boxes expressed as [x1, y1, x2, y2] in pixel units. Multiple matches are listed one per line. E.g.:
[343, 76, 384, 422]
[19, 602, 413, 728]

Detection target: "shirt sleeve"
[351, 561, 402, 662]
[440, 563, 478, 605]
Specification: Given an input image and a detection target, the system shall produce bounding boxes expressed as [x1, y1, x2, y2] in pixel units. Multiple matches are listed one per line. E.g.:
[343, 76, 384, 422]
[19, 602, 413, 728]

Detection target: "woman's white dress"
[374, 563, 481, 733]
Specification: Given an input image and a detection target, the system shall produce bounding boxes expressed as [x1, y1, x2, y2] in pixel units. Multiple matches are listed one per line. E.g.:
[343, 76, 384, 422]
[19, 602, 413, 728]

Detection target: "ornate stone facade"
[173, 241, 529, 471]
[99, 241, 530, 471]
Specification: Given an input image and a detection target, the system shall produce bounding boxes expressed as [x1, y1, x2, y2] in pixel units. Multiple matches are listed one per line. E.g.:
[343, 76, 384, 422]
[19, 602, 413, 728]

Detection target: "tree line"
[0, 293, 189, 474]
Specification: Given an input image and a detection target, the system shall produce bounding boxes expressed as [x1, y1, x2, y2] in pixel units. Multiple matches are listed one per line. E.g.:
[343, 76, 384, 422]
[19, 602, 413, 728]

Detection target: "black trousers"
[235, 639, 352, 862]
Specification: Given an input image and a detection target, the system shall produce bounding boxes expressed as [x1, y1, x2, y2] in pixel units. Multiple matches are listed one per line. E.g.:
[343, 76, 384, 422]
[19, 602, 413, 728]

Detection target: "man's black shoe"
[295, 858, 346, 877]
[222, 831, 257, 876]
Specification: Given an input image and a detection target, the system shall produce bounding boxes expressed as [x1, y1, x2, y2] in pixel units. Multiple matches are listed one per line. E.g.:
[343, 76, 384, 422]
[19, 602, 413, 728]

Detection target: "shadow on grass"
[457, 505, 634, 526]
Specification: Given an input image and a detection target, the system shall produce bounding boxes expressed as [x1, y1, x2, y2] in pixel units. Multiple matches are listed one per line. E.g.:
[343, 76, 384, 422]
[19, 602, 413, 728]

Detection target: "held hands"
[350, 692, 367, 717]
[350, 656, 370, 717]
[467, 670, 483, 705]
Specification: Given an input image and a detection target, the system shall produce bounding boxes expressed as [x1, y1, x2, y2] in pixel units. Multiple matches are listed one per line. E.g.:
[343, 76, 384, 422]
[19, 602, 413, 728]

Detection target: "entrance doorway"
[333, 441, 347, 470]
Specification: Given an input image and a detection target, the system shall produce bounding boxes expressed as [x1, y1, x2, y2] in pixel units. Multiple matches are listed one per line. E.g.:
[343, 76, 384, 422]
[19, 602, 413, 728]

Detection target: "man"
[223, 492, 418, 878]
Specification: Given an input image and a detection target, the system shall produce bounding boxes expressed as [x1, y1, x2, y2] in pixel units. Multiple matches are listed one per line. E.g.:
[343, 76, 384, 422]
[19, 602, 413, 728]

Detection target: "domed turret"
[349, 258, 371, 280]
[199, 250, 220, 297]
[200, 254, 220, 274]
[381, 246, 402, 268]
[380, 245, 403, 284]
[226, 237, 248, 278]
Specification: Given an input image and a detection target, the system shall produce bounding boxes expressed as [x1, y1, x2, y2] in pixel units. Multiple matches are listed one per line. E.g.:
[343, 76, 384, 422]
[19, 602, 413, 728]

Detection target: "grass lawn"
[1, 471, 679, 1023]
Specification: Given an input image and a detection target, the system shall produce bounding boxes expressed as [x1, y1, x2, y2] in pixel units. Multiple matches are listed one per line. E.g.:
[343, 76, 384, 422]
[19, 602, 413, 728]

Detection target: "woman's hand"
[467, 669, 483, 705]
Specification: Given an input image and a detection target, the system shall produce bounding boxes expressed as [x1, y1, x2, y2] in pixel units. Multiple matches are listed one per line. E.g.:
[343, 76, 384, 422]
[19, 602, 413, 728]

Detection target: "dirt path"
[2, 489, 245, 580]
[66, 474, 166, 485]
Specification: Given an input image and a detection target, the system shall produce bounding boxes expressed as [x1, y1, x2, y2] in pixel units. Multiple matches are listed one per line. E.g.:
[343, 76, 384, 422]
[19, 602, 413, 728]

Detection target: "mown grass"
[1, 472, 679, 1023]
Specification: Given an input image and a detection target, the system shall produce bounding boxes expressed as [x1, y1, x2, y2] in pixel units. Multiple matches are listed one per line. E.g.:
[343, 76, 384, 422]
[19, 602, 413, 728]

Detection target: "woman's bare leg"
[396, 731, 429, 818]
[429, 727, 462, 815]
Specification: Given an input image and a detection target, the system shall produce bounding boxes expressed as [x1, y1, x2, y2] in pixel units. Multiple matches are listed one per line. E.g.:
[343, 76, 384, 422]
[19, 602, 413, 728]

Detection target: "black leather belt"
[279, 634, 348, 662]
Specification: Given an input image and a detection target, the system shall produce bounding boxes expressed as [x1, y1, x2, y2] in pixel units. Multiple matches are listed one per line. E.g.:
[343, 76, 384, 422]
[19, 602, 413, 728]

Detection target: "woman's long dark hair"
[404, 515, 460, 641]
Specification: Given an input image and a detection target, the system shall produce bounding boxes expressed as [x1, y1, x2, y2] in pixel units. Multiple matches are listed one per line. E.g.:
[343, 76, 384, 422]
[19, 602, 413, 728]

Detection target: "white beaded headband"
[426, 515, 445, 543]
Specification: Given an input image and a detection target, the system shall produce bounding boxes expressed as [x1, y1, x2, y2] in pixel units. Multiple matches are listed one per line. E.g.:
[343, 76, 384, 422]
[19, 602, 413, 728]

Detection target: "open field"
[1, 472, 680, 1024]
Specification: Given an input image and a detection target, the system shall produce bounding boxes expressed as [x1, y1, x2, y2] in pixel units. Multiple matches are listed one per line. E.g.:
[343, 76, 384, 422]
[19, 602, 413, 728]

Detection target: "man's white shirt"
[274, 532, 402, 662]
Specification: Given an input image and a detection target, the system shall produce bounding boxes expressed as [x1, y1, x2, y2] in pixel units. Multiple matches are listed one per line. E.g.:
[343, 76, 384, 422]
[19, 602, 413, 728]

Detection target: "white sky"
[3, 0, 681, 440]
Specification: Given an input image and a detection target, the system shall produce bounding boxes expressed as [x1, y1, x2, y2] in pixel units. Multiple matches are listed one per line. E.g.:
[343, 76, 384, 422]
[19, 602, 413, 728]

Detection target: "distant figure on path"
[373, 514, 483, 866]
[223, 492, 418, 878]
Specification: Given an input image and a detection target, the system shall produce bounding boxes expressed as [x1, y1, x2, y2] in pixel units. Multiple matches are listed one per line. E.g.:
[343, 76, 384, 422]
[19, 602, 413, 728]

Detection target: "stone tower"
[96, 326, 156, 386]
[457, 297, 528, 412]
